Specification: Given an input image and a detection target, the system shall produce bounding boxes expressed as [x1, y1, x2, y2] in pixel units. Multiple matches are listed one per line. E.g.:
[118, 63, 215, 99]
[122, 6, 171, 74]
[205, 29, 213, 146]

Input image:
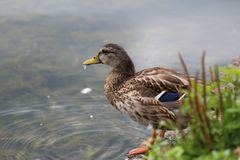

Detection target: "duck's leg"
[127, 129, 156, 156]
[159, 129, 166, 139]
[150, 128, 157, 144]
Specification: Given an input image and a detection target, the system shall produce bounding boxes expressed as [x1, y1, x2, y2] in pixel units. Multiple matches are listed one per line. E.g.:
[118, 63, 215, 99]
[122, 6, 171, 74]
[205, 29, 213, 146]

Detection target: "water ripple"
[0, 98, 146, 160]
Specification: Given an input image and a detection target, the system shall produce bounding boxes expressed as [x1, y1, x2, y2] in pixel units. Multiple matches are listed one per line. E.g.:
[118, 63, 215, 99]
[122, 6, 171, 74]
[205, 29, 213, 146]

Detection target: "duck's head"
[83, 43, 135, 74]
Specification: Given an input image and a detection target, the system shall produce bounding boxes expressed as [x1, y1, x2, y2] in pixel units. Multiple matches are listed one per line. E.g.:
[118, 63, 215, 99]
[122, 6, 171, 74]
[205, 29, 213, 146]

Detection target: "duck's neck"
[105, 59, 135, 91]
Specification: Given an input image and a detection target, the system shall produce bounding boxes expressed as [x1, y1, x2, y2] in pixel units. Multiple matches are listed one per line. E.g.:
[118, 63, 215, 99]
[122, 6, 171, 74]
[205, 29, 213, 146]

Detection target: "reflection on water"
[0, 0, 239, 159]
[0, 96, 146, 160]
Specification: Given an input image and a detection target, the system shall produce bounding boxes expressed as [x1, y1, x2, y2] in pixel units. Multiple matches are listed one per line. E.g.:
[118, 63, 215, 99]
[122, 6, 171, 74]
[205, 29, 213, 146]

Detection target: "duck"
[83, 43, 189, 156]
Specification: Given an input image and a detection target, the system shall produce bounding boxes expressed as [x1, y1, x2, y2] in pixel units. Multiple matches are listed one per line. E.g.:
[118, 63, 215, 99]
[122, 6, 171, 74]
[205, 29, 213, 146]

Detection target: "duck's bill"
[83, 54, 101, 65]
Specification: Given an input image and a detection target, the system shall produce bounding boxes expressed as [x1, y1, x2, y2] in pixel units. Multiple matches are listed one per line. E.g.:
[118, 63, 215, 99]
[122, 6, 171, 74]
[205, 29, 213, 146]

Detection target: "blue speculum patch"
[158, 92, 180, 102]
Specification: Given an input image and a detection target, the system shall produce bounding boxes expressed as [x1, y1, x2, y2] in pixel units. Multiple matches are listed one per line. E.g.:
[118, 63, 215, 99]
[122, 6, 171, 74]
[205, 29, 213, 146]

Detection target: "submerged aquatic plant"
[147, 54, 240, 160]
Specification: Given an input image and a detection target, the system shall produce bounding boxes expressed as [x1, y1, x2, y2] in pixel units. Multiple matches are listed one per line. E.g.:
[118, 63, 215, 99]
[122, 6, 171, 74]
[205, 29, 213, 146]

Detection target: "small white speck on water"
[50, 105, 62, 109]
[81, 88, 92, 94]
[89, 115, 94, 118]
[83, 64, 87, 70]
[40, 123, 43, 126]
[47, 95, 51, 99]
[35, 158, 41, 160]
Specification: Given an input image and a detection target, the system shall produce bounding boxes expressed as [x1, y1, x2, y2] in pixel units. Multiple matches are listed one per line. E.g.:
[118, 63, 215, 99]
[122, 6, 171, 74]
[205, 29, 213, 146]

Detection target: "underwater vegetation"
[146, 55, 240, 160]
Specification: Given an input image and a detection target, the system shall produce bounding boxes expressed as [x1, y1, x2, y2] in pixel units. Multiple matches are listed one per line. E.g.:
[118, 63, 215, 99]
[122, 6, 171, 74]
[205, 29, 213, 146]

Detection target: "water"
[0, 0, 240, 159]
[0, 96, 146, 160]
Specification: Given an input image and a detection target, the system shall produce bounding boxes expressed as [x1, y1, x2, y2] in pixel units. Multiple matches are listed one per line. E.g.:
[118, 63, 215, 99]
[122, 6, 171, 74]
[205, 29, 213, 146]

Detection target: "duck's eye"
[102, 49, 109, 54]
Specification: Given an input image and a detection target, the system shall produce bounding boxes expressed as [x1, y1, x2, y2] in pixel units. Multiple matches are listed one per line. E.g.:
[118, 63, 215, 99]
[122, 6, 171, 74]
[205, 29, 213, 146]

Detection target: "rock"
[233, 56, 240, 68]
[125, 155, 144, 160]
[124, 130, 183, 160]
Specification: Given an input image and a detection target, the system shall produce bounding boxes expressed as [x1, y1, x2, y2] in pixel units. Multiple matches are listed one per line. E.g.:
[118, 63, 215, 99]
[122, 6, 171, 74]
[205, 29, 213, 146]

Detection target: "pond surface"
[0, 0, 239, 159]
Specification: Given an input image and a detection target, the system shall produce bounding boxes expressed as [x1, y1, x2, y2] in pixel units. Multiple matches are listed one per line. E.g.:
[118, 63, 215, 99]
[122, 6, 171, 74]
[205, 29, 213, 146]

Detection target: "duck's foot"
[127, 145, 148, 157]
[128, 129, 156, 157]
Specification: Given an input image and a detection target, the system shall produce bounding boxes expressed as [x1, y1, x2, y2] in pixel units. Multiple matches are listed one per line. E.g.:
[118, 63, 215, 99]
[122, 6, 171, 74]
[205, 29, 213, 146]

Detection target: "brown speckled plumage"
[84, 43, 189, 129]
[105, 67, 188, 127]
[95, 44, 189, 129]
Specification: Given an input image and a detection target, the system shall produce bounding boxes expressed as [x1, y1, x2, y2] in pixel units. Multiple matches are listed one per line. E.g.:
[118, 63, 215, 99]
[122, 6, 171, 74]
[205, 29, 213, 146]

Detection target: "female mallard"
[83, 43, 189, 156]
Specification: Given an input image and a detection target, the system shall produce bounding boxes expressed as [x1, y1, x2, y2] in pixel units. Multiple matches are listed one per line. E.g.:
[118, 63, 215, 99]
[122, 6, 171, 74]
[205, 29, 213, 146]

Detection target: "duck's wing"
[127, 67, 189, 93]
[121, 67, 189, 126]
[117, 84, 182, 127]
